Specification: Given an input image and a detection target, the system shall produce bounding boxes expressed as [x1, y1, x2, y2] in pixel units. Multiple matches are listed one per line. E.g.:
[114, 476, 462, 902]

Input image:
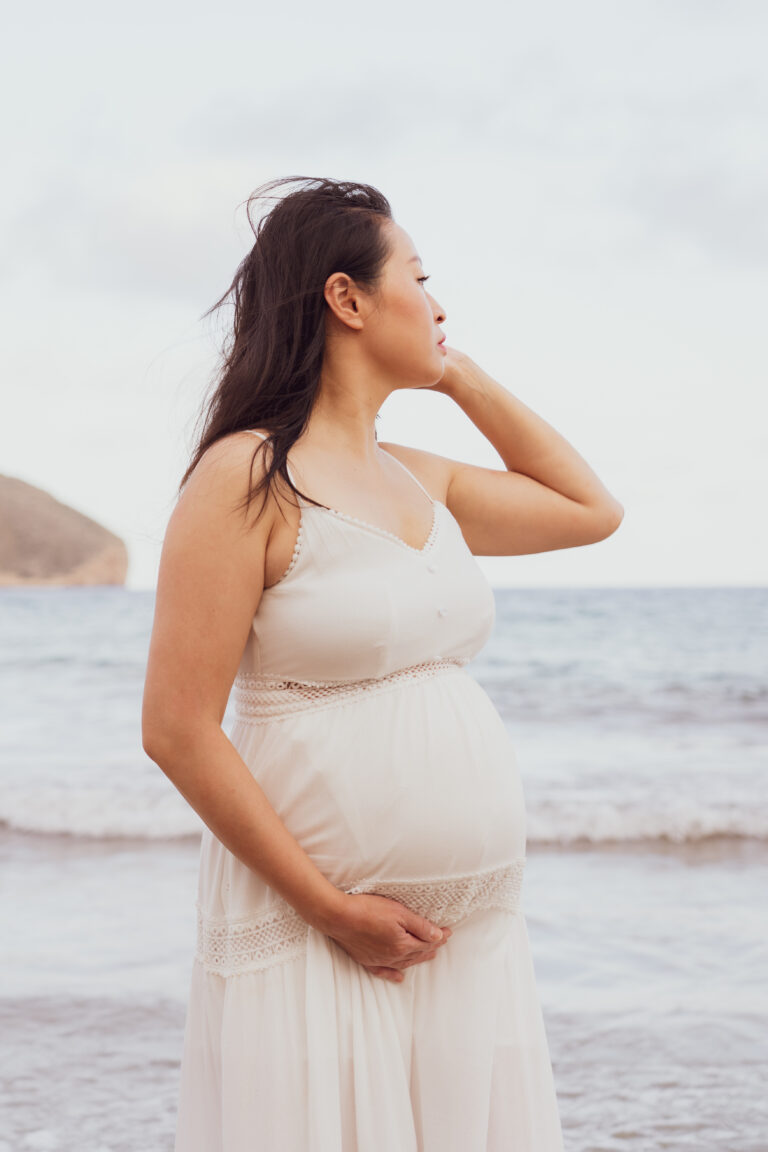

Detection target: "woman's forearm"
[441, 354, 623, 515]
[146, 724, 347, 933]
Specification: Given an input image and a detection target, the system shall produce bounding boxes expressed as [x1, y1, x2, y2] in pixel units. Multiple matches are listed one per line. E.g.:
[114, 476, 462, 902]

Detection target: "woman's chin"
[398, 362, 446, 391]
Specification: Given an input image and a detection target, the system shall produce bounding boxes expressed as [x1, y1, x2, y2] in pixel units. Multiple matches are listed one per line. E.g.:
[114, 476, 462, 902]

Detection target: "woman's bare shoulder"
[189, 428, 268, 478]
[176, 430, 276, 532]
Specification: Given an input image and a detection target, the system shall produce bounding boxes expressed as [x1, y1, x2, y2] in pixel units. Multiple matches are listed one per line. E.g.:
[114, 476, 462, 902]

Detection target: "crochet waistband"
[232, 657, 468, 723]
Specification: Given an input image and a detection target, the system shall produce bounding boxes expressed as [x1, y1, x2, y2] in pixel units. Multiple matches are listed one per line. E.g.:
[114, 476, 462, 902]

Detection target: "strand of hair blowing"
[179, 175, 393, 523]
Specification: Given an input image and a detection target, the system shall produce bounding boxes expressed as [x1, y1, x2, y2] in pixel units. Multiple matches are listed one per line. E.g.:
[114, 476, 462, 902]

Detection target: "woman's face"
[364, 221, 447, 389]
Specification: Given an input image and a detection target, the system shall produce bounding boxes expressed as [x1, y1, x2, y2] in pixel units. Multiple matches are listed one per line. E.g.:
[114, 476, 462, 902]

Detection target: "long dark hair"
[179, 175, 394, 521]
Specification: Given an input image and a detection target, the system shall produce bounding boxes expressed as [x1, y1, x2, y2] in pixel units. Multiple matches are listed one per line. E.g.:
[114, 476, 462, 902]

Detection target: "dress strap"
[245, 431, 432, 505]
[381, 447, 434, 504]
[244, 429, 300, 489]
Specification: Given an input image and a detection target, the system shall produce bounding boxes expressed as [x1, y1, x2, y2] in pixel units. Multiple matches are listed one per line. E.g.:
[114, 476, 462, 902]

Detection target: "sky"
[1, 0, 766, 588]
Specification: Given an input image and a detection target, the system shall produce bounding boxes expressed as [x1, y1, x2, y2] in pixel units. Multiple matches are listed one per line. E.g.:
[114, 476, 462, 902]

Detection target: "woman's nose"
[431, 296, 447, 324]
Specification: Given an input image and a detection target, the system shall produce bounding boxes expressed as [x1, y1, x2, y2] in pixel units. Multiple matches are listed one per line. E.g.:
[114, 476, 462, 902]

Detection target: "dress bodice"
[236, 430, 496, 684]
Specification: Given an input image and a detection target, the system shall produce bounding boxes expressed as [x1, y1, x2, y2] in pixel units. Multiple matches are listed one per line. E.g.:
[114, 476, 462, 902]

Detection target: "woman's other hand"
[417, 344, 476, 396]
[325, 892, 453, 983]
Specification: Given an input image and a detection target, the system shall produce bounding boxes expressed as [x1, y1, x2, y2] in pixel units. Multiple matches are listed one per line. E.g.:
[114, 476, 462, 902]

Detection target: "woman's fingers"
[403, 925, 452, 954]
[367, 946, 441, 982]
[367, 966, 405, 983]
[404, 912, 448, 946]
[328, 892, 453, 976]
[400, 948, 439, 967]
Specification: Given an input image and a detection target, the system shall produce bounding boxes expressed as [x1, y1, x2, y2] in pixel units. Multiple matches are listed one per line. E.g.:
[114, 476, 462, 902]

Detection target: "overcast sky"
[1, 0, 765, 588]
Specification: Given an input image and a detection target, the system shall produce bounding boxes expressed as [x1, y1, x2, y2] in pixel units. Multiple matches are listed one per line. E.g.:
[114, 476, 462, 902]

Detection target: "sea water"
[1, 587, 766, 1150]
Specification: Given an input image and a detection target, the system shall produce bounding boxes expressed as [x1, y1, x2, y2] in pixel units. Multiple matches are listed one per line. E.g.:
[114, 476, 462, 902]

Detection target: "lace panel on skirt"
[196, 859, 526, 977]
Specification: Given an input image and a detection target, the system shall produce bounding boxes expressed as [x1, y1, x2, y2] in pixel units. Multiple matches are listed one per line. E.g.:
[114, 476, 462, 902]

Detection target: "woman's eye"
[417, 275, 430, 285]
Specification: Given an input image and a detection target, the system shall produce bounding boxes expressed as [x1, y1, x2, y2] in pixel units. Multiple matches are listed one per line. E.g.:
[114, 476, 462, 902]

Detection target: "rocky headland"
[0, 475, 128, 586]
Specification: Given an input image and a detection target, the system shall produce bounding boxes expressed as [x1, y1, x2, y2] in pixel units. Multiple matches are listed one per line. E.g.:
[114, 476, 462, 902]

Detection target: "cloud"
[1, 168, 249, 305]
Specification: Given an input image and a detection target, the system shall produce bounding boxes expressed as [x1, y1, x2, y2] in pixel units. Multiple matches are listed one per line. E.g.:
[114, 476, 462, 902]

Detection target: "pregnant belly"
[233, 669, 527, 898]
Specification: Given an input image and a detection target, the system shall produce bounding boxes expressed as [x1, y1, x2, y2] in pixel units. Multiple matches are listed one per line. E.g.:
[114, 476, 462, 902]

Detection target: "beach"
[1, 587, 766, 1150]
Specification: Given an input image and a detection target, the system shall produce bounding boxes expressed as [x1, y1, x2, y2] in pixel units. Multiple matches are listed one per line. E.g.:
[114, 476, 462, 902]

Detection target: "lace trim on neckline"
[247, 428, 442, 583]
[264, 500, 442, 594]
[317, 499, 441, 555]
[279, 511, 304, 581]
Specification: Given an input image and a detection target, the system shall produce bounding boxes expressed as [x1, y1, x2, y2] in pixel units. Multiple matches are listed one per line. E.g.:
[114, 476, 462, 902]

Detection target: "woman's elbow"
[593, 499, 624, 541]
[141, 697, 183, 768]
[608, 500, 625, 534]
[142, 701, 220, 773]
[142, 717, 171, 768]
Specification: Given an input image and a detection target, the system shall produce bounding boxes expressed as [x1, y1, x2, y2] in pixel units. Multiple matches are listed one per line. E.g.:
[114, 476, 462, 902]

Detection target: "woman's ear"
[324, 272, 366, 331]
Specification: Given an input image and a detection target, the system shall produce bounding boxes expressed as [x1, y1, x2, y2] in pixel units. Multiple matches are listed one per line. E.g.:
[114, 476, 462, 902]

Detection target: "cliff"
[0, 474, 128, 586]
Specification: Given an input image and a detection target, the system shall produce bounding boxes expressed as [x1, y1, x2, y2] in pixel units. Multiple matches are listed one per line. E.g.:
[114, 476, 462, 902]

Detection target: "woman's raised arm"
[381, 349, 624, 558]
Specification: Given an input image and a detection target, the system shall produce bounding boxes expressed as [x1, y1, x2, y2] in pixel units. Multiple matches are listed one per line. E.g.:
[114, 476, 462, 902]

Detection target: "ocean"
[1, 586, 766, 1151]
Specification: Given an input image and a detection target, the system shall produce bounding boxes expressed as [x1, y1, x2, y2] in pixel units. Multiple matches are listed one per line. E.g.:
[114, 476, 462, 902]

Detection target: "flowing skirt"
[175, 665, 564, 1151]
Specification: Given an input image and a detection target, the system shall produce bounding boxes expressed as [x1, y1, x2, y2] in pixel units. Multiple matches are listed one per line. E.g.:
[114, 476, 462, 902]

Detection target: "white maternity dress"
[174, 430, 564, 1151]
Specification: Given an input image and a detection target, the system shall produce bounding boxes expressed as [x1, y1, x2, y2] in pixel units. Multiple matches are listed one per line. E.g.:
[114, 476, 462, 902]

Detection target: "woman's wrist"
[433, 349, 493, 404]
[298, 880, 353, 935]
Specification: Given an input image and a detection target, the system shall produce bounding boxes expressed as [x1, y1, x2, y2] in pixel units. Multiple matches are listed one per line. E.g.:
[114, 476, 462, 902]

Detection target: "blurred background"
[1, 3, 766, 1151]
[1, 0, 766, 588]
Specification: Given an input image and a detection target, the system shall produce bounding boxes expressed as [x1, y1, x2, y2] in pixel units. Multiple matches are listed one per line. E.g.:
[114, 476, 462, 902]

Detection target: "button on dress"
[174, 430, 564, 1152]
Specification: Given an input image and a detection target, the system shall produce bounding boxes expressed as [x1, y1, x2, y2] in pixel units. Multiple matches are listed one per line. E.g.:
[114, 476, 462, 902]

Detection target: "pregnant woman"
[142, 176, 623, 1151]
